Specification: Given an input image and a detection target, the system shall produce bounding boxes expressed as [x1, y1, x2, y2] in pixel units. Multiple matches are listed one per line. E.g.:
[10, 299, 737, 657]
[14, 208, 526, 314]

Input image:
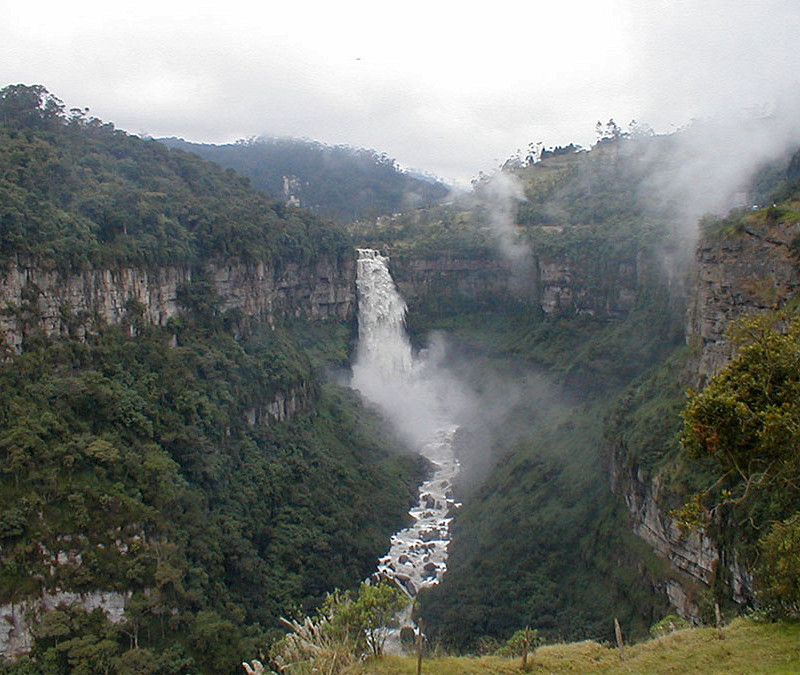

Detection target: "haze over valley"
[3, 3, 800, 673]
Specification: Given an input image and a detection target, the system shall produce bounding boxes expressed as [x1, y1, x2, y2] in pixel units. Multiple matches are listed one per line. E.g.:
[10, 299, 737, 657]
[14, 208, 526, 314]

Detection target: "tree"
[595, 118, 621, 144]
[504, 627, 543, 671]
[0, 84, 65, 128]
[269, 580, 409, 672]
[756, 515, 800, 618]
[679, 311, 800, 611]
[325, 581, 408, 658]
[681, 311, 800, 509]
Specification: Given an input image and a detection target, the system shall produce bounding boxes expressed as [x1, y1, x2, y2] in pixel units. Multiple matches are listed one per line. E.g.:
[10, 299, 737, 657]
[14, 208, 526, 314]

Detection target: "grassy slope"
[350, 619, 800, 674]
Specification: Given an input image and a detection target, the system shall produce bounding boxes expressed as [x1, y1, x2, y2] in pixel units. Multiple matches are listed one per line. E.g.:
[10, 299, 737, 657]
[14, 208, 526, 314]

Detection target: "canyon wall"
[612, 218, 800, 620]
[0, 242, 648, 356]
[687, 220, 800, 380]
[610, 446, 752, 623]
[390, 249, 642, 320]
[0, 254, 356, 352]
[1, 592, 129, 659]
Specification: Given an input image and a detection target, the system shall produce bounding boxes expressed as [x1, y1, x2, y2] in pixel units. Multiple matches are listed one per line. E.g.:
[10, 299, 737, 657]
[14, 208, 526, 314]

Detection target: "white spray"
[350, 248, 463, 620]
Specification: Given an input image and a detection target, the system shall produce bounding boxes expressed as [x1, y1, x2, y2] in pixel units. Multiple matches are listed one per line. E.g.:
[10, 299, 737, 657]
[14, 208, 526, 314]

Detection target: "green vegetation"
[0, 312, 424, 672]
[353, 204, 493, 258]
[0, 85, 426, 672]
[673, 311, 800, 614]
[382, 137, 693, 649]
[0, 84, 348, 270]
[682, 312, 800, 510]
[757, 515, 800, 618]
[159, 136, 449, 224]
[404, 267, 684, 651]
[268, 581, 409, 673]
[6, 83, 800, 672]
[420, 394, 672, 649]
[605, 347, 688, 471]
[510, 134, 681, 228]
[648, 614, 690, 638]
[748, 146, 800, 206]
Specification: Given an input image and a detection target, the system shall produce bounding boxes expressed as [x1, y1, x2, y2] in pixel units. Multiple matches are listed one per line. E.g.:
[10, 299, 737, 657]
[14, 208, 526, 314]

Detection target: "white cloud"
[1, 0, 799, 183]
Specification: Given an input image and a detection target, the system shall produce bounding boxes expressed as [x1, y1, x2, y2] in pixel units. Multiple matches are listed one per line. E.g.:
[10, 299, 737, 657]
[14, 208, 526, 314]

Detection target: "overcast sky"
[2, 0, 800, 184]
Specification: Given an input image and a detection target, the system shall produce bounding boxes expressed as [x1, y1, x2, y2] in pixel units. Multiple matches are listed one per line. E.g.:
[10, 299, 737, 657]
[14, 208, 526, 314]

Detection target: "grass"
[346, 619, 800, 674]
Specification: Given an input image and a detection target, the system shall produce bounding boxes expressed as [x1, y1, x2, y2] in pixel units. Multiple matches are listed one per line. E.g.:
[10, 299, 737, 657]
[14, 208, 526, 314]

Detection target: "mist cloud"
[4, 0, 799, 184]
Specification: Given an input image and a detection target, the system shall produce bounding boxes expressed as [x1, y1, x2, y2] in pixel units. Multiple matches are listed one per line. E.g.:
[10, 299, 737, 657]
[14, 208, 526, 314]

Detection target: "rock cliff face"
[0, 591, 129, 659]
[244, 383, 313, 426]
[612, 220, 800, 620]
[687, 220, 800, 380]
[536, 254, 640, 319]
[0, 254, 356, 352]
[0, 256, 354, 657]
[390, 254, 512, 304]
[390, 249, 642, 319]
[610, 447, 752, 622]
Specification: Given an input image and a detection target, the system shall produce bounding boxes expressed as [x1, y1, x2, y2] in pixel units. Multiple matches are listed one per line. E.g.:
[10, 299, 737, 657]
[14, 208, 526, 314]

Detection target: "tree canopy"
[681, 311, 800, 508]
[0, 84, 349, 271]
[680, 311, 800, 615]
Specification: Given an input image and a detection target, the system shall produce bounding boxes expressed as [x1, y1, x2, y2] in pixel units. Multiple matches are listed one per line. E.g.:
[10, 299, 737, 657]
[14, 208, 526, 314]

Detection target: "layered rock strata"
[687, 221, 800, 379]
[0, 255, 356, 352]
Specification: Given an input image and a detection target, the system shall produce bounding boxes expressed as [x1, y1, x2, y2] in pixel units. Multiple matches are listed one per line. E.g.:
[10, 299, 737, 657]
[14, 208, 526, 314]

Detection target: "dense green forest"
[0, 85, 425, 674]
[4, 82, 800, 673]
[414, 274, 684, 648]
[0, 85, 348, 270]
[158, 137, 449, 224]
[406, 135, 800, 648]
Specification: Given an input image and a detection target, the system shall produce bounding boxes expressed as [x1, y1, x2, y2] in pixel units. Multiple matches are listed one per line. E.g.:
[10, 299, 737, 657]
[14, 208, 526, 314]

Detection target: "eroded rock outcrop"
[612, 220, 797, 620]
[0, 591, 129, 659]
[391, 250, 644, 320]
[537, 255, 640, 319]
[687, 220, 800, 379]
[244, 382, 312, 426]
[610, 446, 752, 622]
[0, 254, 355, 352]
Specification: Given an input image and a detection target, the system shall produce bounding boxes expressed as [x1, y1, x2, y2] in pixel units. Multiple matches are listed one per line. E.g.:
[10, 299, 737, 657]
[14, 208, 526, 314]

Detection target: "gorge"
[3, 84, 800, 672]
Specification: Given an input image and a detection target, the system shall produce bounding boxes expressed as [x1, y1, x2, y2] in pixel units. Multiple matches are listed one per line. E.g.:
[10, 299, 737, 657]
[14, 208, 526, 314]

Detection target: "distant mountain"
[159, 136, 450, 223]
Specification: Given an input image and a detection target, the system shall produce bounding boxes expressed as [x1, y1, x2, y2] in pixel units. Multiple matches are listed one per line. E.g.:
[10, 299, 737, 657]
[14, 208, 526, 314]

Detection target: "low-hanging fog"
[4, 0, 800, 186]
[349, 250, 476, 451]
[349, 249, 564, 490]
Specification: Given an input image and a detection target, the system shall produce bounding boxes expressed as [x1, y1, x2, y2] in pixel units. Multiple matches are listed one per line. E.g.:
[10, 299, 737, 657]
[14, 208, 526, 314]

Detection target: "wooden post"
[521, 625, 531, 671]
[416, 619, 424, 675]
[715, 603, 724, 640]
[614, 618, 625, 661]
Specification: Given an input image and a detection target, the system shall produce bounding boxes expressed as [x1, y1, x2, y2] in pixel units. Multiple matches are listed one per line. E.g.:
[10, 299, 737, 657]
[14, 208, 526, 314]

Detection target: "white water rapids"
[350, 249, 462, 604]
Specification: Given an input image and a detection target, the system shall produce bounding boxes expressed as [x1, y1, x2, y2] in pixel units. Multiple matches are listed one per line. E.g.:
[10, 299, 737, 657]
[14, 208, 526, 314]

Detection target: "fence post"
[614, 617, 625, 661]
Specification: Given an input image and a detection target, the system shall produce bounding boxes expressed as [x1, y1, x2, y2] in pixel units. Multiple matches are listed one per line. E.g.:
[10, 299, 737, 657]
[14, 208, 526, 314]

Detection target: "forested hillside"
[3, 82, 800, 674]
[332, 131, 800, 648]
[159, 137, 449, 224]
[407, 135, 800, 648]
[0, 85, 347, 270]
[384, 140, 687, 647]
[0, 85, 424, 673]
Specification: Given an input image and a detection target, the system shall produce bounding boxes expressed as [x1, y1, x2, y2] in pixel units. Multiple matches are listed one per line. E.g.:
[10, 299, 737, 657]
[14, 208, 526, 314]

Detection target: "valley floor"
[348, 619, 800, 674]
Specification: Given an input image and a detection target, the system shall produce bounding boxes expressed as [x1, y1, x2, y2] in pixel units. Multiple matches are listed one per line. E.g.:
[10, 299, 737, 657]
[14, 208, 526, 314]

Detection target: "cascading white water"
[353, 249, 413, 377]
[351, 249, 461, 604]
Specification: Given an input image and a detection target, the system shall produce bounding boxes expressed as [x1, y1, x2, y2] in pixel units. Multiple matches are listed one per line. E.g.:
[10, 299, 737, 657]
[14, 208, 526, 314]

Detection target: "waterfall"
[351, 249, 461, 604]
[352, 248, 413, 383]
